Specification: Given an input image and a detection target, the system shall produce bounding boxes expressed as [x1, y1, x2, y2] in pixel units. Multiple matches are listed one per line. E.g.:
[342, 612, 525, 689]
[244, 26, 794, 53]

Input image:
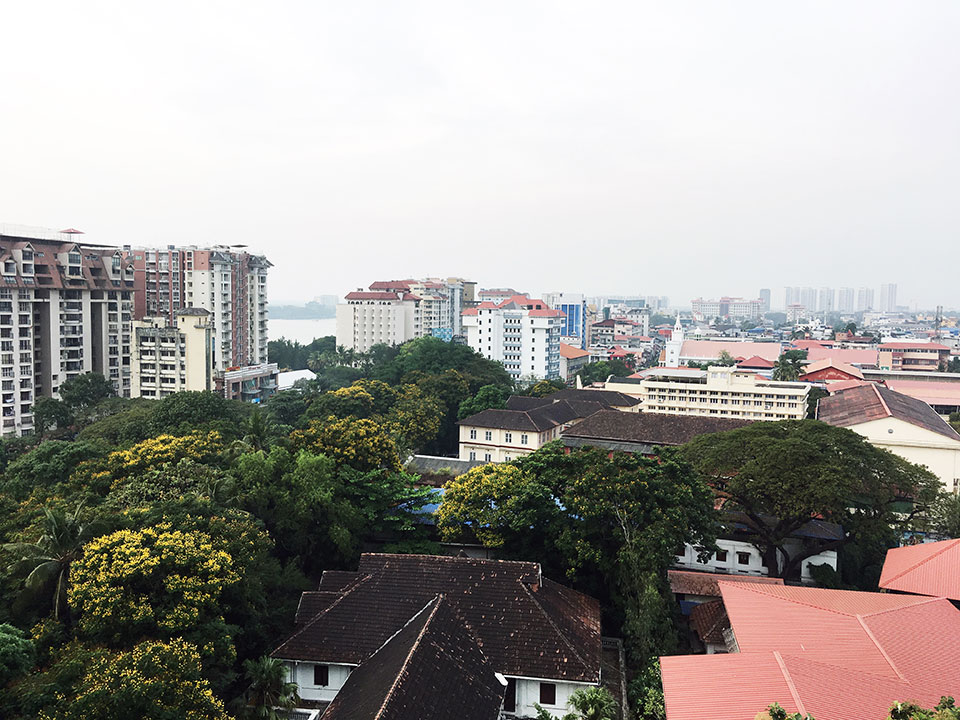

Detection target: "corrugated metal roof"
[879, 539, 960, 601]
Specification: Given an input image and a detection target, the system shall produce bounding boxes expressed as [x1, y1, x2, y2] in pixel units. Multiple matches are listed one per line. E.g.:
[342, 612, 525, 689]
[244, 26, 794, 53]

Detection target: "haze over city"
[1, 1, 958, 308]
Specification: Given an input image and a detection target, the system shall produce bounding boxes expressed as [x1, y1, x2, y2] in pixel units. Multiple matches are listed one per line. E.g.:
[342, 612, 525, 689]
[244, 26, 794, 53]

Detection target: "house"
[878, 342, 951, 372]
[881, 378, 960, 416]
[817, 383, 960, 493]
[734, 355, 775, 374]
[320, 596, 506, 720]
[797, 357, 864, 384]
[559, 342, 591, 380]
[659, 581, 960, 720]
[879, 538, 960, 604]
[804, 345, 879, 368]
[272, 553, 607, 718]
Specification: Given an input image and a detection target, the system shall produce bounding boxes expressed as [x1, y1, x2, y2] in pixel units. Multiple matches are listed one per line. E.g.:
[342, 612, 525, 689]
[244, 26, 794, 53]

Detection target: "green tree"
[756, 703, 815, 720]
[241, 656, 300, 720]
[629, 659, 665, 720]
[682, 420, 942, 579]
[45, 639, 229, 720]
[562, 686, 618, 720]
[806, 387, 828, 419]
[887, 697, 959, 720]
[0, 623, 34, 686]
[33, 397, 74, 438]
[458, 384, 508, 420]
[77, 399, 157, 446]
[57, 372, 115, 411]
[150, 391, 250, 437]
[947, 357, 960, 374]
[2, 440, 107, 500]
[4, 506, 102, 621]
[931, 492, 960, 538]
[577, 359, 631, 385]
[772, 349, 807, 381]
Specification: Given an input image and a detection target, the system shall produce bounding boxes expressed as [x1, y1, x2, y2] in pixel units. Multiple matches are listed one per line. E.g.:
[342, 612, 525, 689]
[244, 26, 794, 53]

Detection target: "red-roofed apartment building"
[878, 342, 951, 372]
[660, 580, 960, 720]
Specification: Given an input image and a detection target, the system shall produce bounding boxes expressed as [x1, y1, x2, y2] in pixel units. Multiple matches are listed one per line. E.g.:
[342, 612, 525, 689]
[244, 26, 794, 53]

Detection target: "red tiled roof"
[883, 379, 960, 408]
[879, 539, 960, 601]
[345, 291, 408, 300]
[679, 341, 781, 363]
[806, 347, 879, 366]
[791, 339, 832, 349]
[668, 570, 784, 597]
[817, 383, 960, 442]
[461, 308, 479, 316]
[528, 308, 564, 317]
[559, 343, 590, 359]
[369, 280, 414, 291]
[688, 600, 728, 645]
[798, 357, 864, 379]
[879, 342, 950, 351]
[826, 379, 874, 393]
[736, 355, 776, 369]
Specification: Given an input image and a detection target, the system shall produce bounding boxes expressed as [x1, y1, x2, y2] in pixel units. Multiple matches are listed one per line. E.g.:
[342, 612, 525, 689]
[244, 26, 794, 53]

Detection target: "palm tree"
[3, 506, 100, 622]
[242, 656, 300, 720]
[241, 411, 277, 452]
[561, 686, 618, 720]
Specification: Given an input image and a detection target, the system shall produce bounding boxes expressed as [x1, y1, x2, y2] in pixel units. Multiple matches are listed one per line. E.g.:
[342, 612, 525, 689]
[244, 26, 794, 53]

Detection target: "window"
[737, 551, 751, 566]
[469, 451, 476, 461]
[469, 429, 477, 440]
[716, 549, 728, 563]
[484, 453, 491, 462]
[503, 678, 517, 712]
[505, 432, 512, 443]
[539, 683, 557, 706]
[313, 664, 328, 687]
[484, 430, 492, 441]
[521, 434, 528, 445]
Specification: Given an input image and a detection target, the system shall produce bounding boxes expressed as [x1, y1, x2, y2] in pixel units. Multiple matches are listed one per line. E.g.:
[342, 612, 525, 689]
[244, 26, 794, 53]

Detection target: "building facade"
[130, 309, 214, 398]
[218, 362, 279, 403]
[878, 342, 951, 372]
[690, 297, 762, 322]
[462, 294, 563, 380]
[542, 292, 587, 348]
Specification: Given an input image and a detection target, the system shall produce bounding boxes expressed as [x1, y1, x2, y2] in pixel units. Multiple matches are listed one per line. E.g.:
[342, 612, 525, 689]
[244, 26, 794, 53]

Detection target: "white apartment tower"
[130, 309, 214, 399]
[336, 290, 422, 353]
[462, 294, 563, 380]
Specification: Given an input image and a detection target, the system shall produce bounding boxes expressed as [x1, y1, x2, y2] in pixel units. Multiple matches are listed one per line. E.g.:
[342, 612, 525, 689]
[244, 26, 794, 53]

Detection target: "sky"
[1, 1, 958, 310]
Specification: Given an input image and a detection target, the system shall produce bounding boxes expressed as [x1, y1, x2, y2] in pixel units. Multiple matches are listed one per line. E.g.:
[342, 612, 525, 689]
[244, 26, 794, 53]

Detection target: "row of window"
[469, 429, 530, 444]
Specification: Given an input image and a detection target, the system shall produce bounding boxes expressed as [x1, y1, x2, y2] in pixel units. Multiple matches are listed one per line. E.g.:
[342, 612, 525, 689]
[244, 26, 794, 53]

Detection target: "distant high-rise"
[856, 287, 875, 312]
[759, 288, 771, 313]
[800, 287, 817, 313]
[818, 287, 834, 313]
[784, 286, 801, 309]
[838, 287, 855, 313]
[542, 292, 587, 349]
[880, 283, 898, 313]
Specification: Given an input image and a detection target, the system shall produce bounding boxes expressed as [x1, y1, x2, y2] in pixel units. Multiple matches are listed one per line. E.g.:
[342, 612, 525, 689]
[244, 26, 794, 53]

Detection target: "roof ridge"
[872, 383, 893, 418]
[773, 651, 808, 716]
[855, 614, 907, 682]
[882, 539, 960, 586]
[521, 582, 596, 681]
[373, 596, 443, 720]
[719, 581, 876, 619]
[859, 593, 944, 618]
[272, 573, 373, 656]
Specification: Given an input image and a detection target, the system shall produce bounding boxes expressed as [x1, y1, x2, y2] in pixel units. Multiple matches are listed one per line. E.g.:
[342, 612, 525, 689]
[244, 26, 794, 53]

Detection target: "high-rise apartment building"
[800, 287, 818, 312]
[542, 292, 587, 349]
[462, 294, 563, 380]
[880, 283, 898, 313]
[130, 309, 214, 398]
[123, 246, 270, 372]
[857, 287, 875, 312]
[838, 287, 855, 313]
[818, 287, 834, 313]
[784, 286, 802, 309]
[691, 297, 761, 322]
[759, 288, 771, 313]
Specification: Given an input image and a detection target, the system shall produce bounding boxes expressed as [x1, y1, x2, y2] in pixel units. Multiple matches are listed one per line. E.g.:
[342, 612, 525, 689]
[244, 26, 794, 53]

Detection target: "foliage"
[687, 350, 737, 370]
[291, 417, 401, 471]
[0, 623, 34, 686]
[577, 359, 632, 385]
[77, 400, 159, 446]
[268, 336, 336, 371]
[805, 387, 828, 419]
[458, 384, 509, 420]
[521, 378, 566, 398]
[682, 420, 942, 579]
[755, 703, 815, 720]
[43, 639, 229, 720]
[240, 656, 299, 720]
[57, 373, 115, 412]
[946, 358, 960, 374]
[772, 349, 807, 381]
[629, 659, 665, 720]
[931, 492, 960, 538]
[888, 697, 959, 720]
[150, 391, 250, 438]
[33, 398, 73, 438]
[101, 431, 225, 480]
[2, 441, 107, 500]
[372, 336, 512, 392]
[69, 525, 240, 671]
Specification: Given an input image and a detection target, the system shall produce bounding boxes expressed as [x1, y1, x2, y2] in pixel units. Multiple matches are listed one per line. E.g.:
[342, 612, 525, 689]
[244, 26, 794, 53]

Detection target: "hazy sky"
[2, 2, 958, 309]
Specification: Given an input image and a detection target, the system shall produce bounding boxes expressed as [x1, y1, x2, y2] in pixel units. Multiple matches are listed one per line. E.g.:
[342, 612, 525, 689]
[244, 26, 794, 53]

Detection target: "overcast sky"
[1, 2, 958, 309]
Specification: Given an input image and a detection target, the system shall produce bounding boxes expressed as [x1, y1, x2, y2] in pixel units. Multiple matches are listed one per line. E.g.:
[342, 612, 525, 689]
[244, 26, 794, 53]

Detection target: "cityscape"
[2, 3, 960, 720]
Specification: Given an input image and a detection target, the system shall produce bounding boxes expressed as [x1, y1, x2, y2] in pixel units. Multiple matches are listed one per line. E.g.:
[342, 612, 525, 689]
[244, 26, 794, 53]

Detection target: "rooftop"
[879, 539, 960, 602]
[562, 410, 752, 447]
[817, 383, 960, 442]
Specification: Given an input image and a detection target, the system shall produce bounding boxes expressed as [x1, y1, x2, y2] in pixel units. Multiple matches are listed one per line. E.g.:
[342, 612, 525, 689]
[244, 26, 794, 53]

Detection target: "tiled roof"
[457, 399, 596, 432]
[559, 342, 590, 359]
[345, 291, 408, 301]
[563, 410, 752, 447]
[688, 600, 728, 645]
[736, 355, 776, 369]
[826, 378, 873, 393]
[368, 280, 414, 291]
[321, 596, 505, 720]
[547, 388, 641, 407]
[667, 570, 783, 597]
[817, 383, 960, 442]
[679, 341, 782, 363]
[798, 357, 864, 379]
[272, 554, 602, 683]
[879, 539, 960, 601]
[660, 581, 960, 720]
[882, 379, 960, 408]
[879, 342, 950, 351]
[805, 346, 879, 367]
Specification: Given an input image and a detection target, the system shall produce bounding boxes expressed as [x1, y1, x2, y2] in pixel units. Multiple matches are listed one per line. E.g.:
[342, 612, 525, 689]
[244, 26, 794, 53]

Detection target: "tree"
[806, 387, 828, 419]
[887, 697, 959, 720]
[772, 349, 807, 381]
[2, 440, 107, 500]
[45, 639, 230, 720]
[756, 703, 815, 720]
[682, 420, 942, 579]
[458, 384, 508, 420]
[629, 659, 665, 720]
[33, 398, 74, 438]
[290, 417, 401, 471]
[150, 391, 250, 437]
[947, 357, 960, 374]
[68, 525, 240, 669]
[535, 687, 618, 720]
[4, 506, 102, 621]
[241, 656, 299, 719]
[57, 372, 115, 411]
[0, 623, 34, 686]
[577, 360, 631, 385]
[931, 492, 960, 538]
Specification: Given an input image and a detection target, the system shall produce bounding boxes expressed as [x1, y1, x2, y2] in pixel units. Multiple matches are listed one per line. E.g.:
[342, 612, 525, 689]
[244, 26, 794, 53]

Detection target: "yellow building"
[604, 366, 810, 421]
[130, 309, 213, 399]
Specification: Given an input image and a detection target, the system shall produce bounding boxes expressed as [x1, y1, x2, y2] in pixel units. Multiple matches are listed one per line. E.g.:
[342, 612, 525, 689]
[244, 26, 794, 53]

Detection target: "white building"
[336, 290, 421, 353]
[462, 294, 563, 380]
[130, 309, 214, 399]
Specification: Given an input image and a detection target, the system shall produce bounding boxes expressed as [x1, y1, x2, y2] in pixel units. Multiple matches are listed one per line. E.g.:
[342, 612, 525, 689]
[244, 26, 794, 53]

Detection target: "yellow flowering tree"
[385, 384, 442, 454]
[102, 431, 226, 479]
[42, 638, 229, 720]
[290, 417, 401, 471]
[69, 525, 240, 669]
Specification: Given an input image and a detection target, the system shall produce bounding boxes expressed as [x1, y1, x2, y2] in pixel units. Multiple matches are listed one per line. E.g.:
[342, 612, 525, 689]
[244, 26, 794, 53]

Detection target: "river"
[269, 318, 337, 345]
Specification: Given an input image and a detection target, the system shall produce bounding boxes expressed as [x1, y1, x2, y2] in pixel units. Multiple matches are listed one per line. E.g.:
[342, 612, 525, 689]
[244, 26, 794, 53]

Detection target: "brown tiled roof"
[272, 553, 602, 683]
[563, 410, 753, 447]
[547, 388, 641, 407]
[321, 596, 505, 720]
[667, 570, 784, 597]
[817, 383, 960, 442]
[688, 600, 729, 645]
[459, 399, 603, 432]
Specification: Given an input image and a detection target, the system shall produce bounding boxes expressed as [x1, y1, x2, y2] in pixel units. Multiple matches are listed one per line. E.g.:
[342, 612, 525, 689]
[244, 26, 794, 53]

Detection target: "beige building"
[604, 365, 810, 421]
[818, 383, 960, 493]
[336, 290, 422, 353]
[130, 309, 214, 399]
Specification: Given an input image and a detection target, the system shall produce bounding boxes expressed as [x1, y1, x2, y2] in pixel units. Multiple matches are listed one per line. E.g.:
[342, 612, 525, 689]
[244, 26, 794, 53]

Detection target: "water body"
[269, 318, 337, 345]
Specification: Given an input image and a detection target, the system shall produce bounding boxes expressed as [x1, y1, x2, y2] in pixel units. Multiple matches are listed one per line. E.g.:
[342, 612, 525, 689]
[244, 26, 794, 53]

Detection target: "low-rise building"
[130, 309, 213, 398]
[878, 341, 951, 372]
[272, 553, 608, 718]
[817, 383, 960, 493]
[559, 342, 591, 380]
[797, 357, 864, 384]
[218, 362, 279, 403]
[605, 366, 810, 421]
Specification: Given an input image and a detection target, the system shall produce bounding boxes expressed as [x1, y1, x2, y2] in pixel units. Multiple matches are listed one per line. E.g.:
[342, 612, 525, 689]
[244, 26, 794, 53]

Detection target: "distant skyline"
[2, 2, 958, 309]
